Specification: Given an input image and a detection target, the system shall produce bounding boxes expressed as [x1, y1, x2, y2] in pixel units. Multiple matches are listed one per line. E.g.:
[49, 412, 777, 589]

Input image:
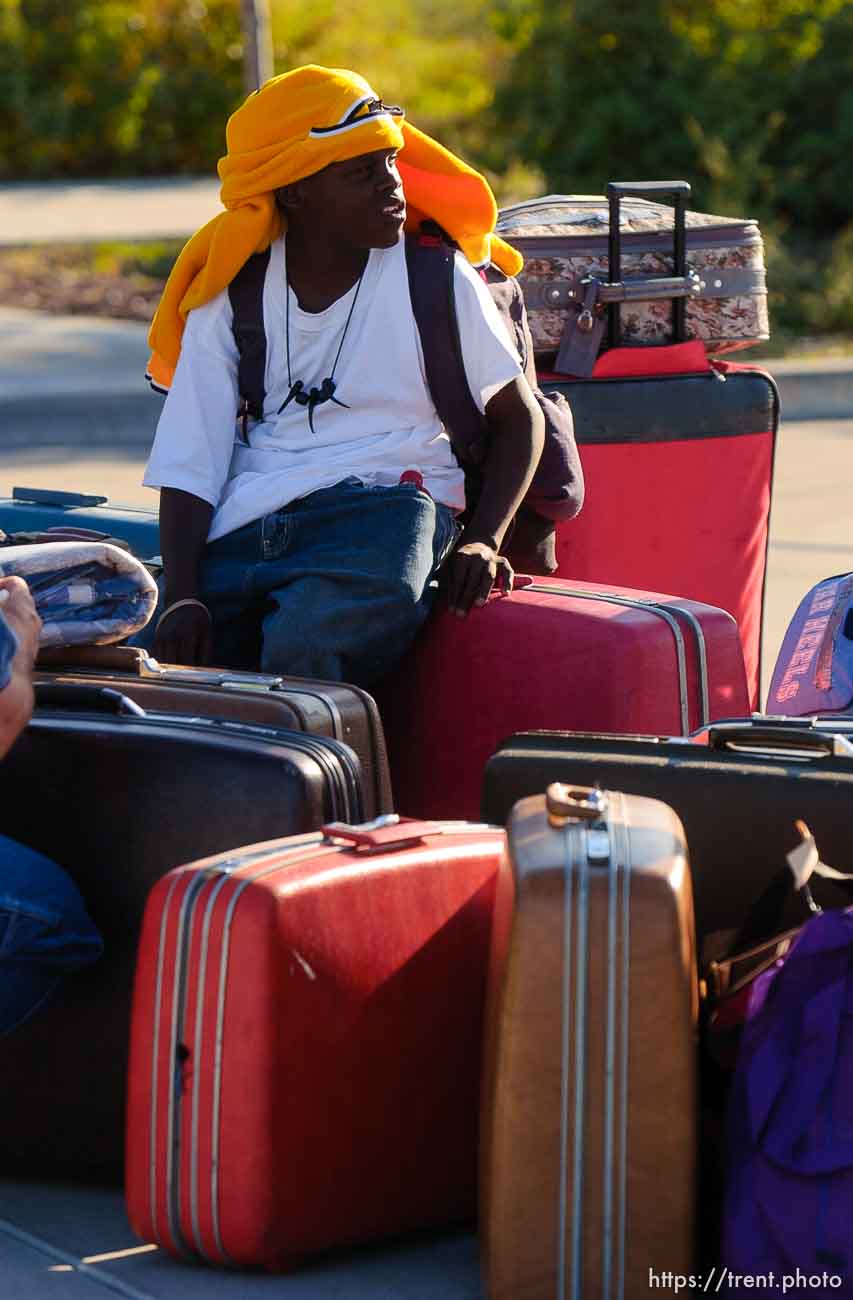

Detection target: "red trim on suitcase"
[538, 340, 711, 382]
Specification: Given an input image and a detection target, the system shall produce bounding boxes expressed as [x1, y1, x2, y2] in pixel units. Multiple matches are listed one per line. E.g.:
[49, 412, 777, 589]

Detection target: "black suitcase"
[481, 718, 853, 945]
[0, 682, 364, 1178]
[36, 643, 393, 820]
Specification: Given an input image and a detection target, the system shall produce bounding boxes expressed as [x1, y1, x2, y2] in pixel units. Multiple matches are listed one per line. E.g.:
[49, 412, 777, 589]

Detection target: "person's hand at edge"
[0, 576, 42, 758]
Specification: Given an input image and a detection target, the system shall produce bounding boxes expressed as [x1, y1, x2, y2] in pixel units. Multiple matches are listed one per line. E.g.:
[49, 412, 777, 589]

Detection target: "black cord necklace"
[279, 257, 366, 434]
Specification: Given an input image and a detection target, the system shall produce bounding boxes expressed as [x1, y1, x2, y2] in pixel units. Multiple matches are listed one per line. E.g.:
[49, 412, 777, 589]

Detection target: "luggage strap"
[228, 246, 271, 443]
[521, 266, 765, 313]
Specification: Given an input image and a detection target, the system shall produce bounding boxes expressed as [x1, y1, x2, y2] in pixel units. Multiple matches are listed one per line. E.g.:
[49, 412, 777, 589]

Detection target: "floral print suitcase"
[498, 187, 768, 375]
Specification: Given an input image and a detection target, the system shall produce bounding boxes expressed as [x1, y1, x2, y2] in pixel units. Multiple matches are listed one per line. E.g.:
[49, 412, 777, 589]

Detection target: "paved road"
[0, 177, 221, 246]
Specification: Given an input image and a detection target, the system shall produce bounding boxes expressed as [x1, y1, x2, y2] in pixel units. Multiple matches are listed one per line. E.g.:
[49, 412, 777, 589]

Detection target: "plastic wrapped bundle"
[0, 542, 158, 648]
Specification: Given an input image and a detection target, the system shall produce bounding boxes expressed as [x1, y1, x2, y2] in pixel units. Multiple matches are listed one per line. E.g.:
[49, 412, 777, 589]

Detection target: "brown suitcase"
[35, 643, 392, 820]
[480, 783, 698, 1300]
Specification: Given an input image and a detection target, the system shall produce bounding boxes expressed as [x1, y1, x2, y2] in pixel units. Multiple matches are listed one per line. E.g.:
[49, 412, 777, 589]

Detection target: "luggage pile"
[5, 180, 853, 1296]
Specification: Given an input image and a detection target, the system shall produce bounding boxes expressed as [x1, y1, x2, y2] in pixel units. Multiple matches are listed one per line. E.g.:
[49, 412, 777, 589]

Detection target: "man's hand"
[0, 577, 41, 670]
[445, 540, 514, 617]
[153, 601, 213, 667]
[0, 576, 42, 758]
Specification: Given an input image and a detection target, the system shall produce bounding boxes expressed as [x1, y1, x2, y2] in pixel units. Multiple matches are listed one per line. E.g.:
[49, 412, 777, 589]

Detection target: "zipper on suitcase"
[525, 583, 705, 734]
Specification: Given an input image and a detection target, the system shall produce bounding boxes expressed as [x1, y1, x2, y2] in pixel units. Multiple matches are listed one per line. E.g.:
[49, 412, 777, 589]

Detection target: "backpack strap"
[404, 231, 489, 469]
[228, 247, 271, 444]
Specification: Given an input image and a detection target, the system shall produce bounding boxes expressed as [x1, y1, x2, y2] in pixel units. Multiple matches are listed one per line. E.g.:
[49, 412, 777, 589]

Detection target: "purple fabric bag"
[722, 909, 853, 1292]
[767, 572, 853, 716]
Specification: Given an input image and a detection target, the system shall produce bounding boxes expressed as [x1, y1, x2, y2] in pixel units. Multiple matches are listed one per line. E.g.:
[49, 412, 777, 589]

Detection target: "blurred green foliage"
[0, 0, 243, 176]
[488, 0, 853, 240]
[0, 0, 851, 340]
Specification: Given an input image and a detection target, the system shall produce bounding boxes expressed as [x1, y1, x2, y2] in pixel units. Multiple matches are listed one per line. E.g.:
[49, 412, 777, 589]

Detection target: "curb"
[2, 394, 159, 448]
[765, 364, 853, 422]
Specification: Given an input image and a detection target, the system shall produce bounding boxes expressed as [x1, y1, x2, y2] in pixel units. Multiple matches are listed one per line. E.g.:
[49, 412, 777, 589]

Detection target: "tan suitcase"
[480, 783, 698, 1300]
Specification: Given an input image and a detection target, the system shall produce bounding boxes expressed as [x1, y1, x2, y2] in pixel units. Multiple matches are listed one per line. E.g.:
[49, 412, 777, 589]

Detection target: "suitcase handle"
[607, 180, 691, 347]
[704, 721, 853, 759]
[322, 815, 437, 852]
[546, 783, 608, 826]
[34, 681, 146, 717]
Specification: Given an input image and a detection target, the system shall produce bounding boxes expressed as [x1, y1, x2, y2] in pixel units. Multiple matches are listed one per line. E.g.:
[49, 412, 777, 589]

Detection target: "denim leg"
[256, 481, 460, 687]
[0, 835, 103, 1036]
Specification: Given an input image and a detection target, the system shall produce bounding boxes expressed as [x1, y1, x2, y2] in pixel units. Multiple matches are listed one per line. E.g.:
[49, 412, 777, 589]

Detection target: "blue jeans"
[139, 478, 460, 686]
[0, 835, 103, 1036]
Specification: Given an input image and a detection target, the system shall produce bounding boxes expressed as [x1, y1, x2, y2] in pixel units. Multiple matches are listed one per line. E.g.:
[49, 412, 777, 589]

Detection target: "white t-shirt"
[143, 235, 522, 542]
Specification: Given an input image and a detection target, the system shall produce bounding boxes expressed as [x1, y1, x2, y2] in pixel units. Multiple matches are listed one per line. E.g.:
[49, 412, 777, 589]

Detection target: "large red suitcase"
[545, 346, 778, 708]
[125, 816, 507, 1270]
[376, 575, 749, 821]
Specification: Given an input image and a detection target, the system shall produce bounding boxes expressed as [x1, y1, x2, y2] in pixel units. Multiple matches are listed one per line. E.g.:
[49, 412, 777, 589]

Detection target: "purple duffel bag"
[767, 572, 853, 716]
[722, 907, 853, 1294]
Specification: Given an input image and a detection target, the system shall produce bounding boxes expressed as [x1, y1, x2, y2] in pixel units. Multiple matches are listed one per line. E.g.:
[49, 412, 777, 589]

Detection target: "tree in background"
[267, 0, 508, 162]
[0, 0, 507, 179]
[0, 0, 243, 177]
[489, 0, 852, 240]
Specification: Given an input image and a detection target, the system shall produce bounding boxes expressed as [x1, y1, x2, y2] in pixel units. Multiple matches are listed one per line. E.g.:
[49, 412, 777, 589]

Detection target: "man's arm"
[0, 577, 42, 759]
[143, 295, 242, 666]
[445, 376, 545, 616]
[153, 488, 215, 665]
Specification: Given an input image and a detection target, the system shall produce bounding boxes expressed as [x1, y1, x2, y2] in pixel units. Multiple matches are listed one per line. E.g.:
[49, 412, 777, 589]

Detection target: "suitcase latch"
[546, 783, 608, 826]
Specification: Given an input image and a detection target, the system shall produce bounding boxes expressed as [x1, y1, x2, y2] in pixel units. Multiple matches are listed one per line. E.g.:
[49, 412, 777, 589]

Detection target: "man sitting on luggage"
[0, 578, 102, 1035]
[139, 64, 546, 686]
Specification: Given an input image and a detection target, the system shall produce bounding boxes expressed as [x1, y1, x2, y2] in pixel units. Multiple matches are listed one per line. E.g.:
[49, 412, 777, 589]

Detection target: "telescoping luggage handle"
[555, 180, 700, 374]
[607, 181, 693, 347]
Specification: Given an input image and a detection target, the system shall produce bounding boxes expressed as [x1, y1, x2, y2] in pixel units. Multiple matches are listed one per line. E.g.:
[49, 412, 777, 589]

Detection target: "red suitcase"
[523, 183, 778, 708]
[546, 349, 777, 709]
[125, 816, 508, 1271]
[376, 576, 749, 821]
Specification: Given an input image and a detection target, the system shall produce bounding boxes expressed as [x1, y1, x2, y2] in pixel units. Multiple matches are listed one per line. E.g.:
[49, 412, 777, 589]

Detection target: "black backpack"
[229, 230, 584, 574]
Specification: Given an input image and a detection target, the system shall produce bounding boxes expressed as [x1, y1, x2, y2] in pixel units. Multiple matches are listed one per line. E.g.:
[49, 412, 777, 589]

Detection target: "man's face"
[289, 148, 406, 250]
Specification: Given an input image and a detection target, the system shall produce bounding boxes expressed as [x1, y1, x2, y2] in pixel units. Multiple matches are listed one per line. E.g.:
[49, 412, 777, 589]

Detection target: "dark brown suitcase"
[36, 643, 392, 819]
[480, 783, 698, 1300]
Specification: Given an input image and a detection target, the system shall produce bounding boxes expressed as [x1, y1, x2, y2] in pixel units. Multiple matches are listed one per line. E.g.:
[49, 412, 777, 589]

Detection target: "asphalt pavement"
[0, 176, 221, 246]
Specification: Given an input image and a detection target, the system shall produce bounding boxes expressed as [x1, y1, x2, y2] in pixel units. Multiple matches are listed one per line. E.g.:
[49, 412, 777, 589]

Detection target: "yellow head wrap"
[147, 65, 522, 389]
